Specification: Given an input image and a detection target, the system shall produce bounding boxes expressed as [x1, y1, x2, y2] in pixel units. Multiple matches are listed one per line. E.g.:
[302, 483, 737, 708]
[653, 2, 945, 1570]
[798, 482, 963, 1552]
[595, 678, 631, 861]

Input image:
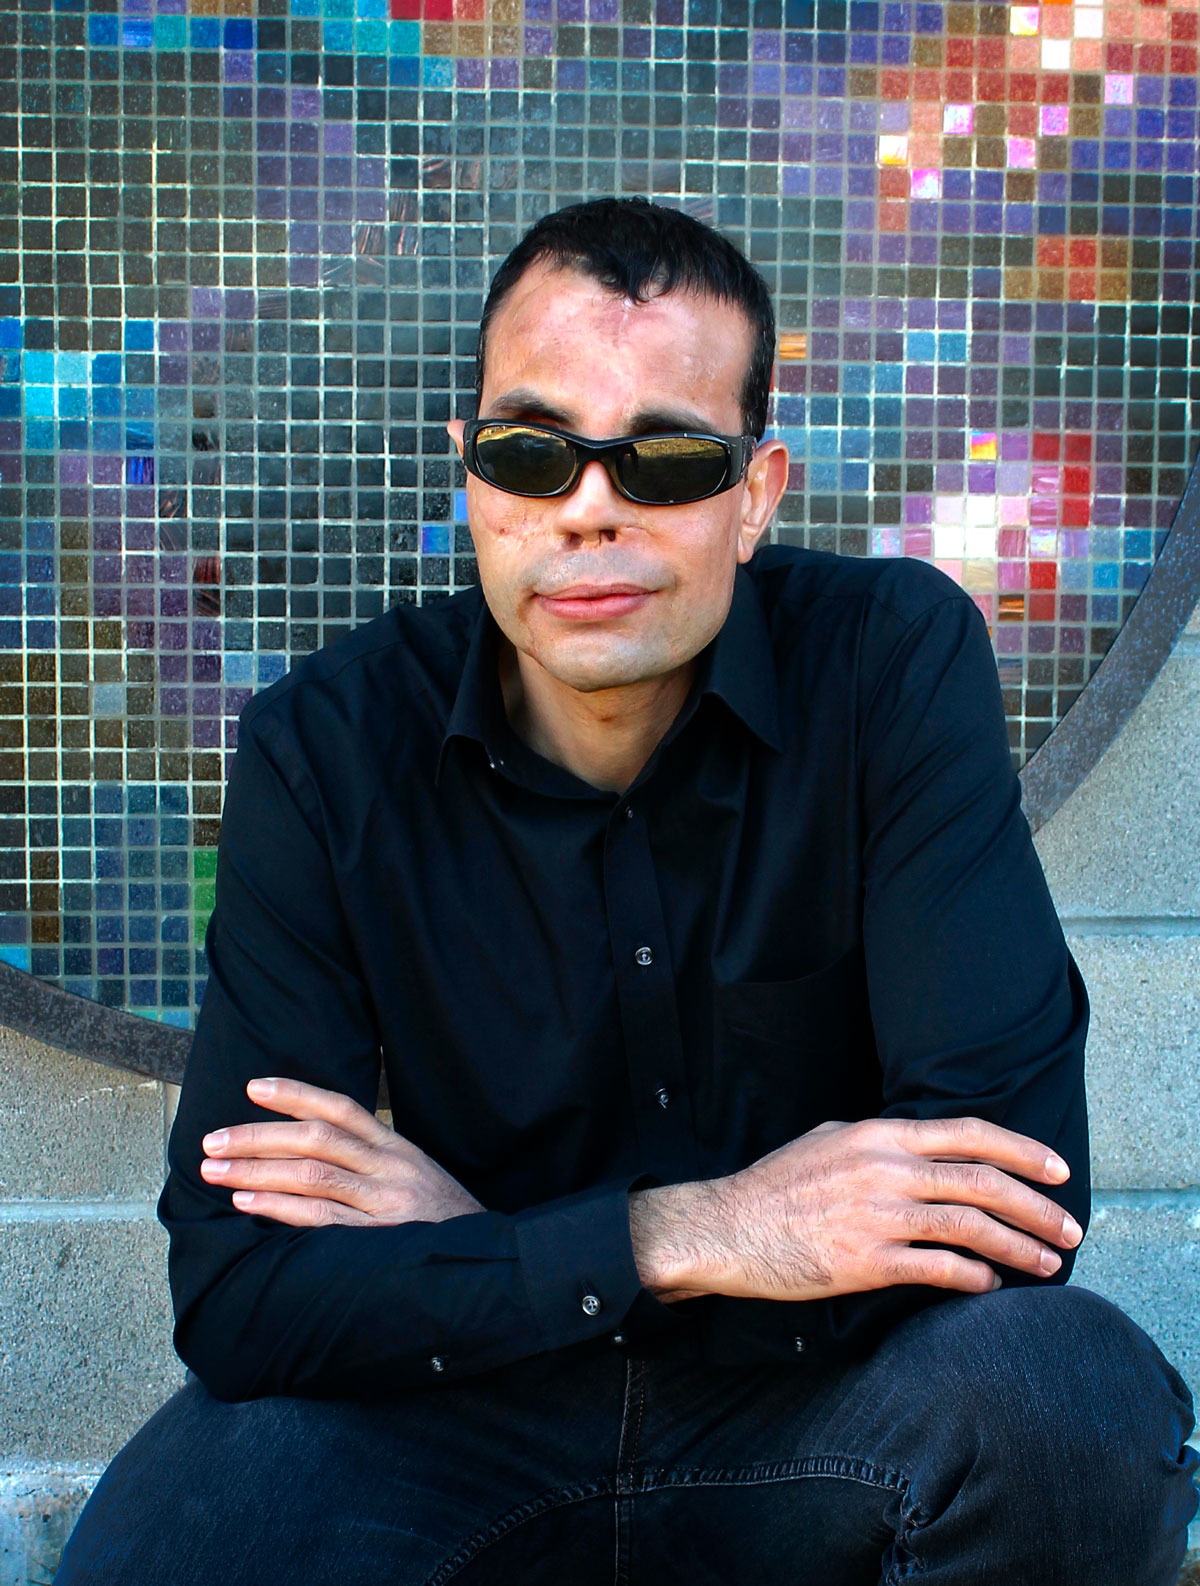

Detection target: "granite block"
[1035, 656, 1200, 918]
[1070, 1198, 1200, 1408]
[0, 1213, 183, 1464]
[1068, 936, 1200, 1191]
[0, 1030, 164, 1202]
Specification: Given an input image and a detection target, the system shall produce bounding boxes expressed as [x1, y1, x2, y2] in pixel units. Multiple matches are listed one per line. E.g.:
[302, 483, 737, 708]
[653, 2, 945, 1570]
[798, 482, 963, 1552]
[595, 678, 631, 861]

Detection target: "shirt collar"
[694, 560, 784, 754]
[435, 562, 782, 788]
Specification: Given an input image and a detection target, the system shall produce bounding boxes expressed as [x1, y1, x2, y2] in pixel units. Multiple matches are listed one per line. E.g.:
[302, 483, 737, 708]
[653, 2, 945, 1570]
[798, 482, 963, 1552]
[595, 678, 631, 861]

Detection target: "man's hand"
[199, 1077, 485, 1227]
[629, 1116, 1083, 1305]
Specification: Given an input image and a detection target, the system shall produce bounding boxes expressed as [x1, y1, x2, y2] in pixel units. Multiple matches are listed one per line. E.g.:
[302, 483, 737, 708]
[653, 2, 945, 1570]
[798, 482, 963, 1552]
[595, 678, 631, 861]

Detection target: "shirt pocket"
[710, 944, 883, 1158]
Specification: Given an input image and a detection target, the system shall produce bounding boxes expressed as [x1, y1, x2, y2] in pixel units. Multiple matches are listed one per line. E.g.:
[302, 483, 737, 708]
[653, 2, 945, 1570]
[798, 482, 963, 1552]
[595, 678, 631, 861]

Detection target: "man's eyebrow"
[483, 388, 727, 435]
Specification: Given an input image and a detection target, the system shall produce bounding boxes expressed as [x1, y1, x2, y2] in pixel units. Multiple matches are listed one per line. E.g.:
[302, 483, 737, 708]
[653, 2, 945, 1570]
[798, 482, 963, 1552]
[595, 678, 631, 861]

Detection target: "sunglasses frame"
[460, 418, 758, 506]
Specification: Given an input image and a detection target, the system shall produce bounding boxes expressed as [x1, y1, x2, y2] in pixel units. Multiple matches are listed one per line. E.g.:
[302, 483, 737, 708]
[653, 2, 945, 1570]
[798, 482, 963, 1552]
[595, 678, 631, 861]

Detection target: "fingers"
[883, 1244, 1002, 1295]
[245, 1077, 393, 1143]
[913, 1157, 1083, 1253]
[901, 1115, 1070, 1184]
[896, 1199, 1066, 1279]
[203, 1120, 379, 1176]
[225, 1189, 373, 1228]
[201, 1077, 395, 1168]
[202, 1150, 382, 1212]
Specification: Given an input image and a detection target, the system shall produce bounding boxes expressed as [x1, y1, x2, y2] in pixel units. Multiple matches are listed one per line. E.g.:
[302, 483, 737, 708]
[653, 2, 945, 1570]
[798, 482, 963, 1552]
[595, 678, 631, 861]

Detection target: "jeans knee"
[989, 1285, 1194, 1447]
[894, 1287, 1199, 1582]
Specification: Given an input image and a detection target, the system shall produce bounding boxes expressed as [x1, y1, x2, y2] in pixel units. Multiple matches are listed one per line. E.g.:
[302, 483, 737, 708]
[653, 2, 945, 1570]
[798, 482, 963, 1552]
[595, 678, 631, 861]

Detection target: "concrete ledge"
[0, 1464, 103, 1586]
[1067, 935, 1200, 1190]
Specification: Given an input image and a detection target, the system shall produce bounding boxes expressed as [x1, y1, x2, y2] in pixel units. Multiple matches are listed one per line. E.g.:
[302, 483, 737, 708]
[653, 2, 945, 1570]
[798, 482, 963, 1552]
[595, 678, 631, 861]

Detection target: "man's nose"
[550, 457, 632, 538]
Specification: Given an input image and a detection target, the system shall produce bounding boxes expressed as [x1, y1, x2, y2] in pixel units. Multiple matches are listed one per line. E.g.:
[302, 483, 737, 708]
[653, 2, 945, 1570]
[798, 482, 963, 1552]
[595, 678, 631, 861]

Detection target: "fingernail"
[232, 1191, 255, 1206]
[990, 1273, 1003, 1290]
[1044, 1154, 1069, 1181]
[202, 1158, 229, 1176]
[1063, 1216, 1083, 1245]
[247, 1079, 277, 1096]
[203, 1130, 228, 1150]
[1040, 1249, 1062, 1274]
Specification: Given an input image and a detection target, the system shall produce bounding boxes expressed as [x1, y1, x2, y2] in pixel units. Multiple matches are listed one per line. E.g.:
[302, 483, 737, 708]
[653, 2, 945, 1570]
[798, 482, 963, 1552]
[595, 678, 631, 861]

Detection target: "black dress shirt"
[159, 545, 1090, 1402]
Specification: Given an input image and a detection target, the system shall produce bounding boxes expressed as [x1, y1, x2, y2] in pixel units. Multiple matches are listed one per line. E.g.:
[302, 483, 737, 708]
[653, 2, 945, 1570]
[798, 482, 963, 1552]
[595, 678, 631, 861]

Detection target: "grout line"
[0, 1201, 159, 1223]
[1060, 917, 1200, 937]
[1091, 1188, 1200, 1210]
[0, 1464, 108, 1486]
[1174, 632, 1200, 658]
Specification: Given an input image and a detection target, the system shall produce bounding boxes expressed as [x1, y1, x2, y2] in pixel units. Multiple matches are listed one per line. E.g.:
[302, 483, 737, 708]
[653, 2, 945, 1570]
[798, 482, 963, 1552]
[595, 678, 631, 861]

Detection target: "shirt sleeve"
[686, 580, 1091, 1367]
[158, 706, 651, 1402]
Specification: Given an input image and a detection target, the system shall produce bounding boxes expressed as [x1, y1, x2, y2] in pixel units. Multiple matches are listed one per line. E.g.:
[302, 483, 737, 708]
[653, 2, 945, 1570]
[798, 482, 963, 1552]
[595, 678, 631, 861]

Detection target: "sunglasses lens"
[618, 436, 732, 503]
[473, 424, 576, 495]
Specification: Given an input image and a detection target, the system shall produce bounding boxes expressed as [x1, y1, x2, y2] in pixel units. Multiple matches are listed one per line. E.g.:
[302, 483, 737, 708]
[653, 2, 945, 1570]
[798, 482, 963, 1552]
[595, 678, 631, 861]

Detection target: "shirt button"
[431, 1355, 447, 1372]
[655, 1087, 670, 1109]
[622, 805, 634, 821]
[581, 1293, 602, 1316]
[612, 1332, 626, 1346]
[634, 946, 654, 967]
[793, 1337, 806, 1354]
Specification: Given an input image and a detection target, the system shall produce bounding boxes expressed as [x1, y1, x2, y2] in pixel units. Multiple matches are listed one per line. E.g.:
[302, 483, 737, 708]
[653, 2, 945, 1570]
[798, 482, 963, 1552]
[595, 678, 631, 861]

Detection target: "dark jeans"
[57, 1284, 1198, 1585]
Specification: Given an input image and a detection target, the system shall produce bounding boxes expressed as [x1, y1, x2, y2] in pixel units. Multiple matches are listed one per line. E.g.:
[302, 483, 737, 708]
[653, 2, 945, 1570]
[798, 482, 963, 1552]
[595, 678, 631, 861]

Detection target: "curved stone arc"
[6, 456, 1200, 1084]
[1020, 447, 1200, 834]
[0, 958, 191, 1082]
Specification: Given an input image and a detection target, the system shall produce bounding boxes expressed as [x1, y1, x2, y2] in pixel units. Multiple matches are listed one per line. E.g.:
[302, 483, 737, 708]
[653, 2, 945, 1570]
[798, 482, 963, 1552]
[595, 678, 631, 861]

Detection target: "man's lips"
[534, 584, 656, 620]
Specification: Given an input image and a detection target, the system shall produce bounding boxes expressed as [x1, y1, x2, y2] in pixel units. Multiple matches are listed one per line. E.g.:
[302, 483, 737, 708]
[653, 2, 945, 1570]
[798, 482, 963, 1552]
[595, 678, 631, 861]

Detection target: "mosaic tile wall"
[1, 0, 1197, 1023]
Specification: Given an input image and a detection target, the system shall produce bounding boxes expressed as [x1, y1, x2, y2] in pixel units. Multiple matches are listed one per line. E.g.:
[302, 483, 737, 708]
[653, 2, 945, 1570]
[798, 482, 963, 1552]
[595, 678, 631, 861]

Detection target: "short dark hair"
[474, 197, 776, 440]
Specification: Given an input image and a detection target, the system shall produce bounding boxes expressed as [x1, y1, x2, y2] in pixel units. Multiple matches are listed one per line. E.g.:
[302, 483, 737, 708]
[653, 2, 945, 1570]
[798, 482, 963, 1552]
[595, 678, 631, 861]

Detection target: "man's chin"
[529, 639, 680, 695]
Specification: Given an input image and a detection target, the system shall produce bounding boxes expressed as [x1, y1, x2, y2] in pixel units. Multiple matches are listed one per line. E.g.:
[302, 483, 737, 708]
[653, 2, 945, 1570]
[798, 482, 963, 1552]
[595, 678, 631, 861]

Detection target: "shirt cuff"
[512, 1172, 657, 1353]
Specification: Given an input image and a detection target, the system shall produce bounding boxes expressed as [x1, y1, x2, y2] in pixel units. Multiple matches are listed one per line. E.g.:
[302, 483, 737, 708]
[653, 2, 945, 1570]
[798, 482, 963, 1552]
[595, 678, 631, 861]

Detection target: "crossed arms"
[199, 1077, 1081, 1311]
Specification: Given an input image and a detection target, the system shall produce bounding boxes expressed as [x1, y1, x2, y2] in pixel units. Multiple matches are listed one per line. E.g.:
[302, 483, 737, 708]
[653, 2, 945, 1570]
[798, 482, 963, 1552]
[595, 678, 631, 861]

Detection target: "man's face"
[447, 259, 787, 696]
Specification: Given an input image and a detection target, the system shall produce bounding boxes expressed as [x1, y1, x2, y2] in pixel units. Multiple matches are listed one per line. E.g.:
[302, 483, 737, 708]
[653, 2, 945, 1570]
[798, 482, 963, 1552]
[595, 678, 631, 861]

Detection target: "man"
[59, 197, 1196, 1583]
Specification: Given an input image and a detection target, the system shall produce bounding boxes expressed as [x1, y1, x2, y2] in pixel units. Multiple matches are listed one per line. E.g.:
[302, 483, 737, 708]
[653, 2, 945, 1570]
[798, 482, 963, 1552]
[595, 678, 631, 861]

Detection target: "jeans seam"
[636, 1453, 914, 1498]
[613, 1360, 646, 1586]
[422, 1478, 616, 1586]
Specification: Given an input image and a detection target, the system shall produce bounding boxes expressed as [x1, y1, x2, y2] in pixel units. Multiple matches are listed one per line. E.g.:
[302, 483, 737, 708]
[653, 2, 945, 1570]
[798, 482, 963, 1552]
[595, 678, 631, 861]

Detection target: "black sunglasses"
[461, 419, 758, 506]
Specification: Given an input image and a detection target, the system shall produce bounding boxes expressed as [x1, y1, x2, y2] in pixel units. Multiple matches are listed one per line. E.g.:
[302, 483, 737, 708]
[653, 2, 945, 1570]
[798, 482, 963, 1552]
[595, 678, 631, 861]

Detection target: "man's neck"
[498, 638, 694, 794]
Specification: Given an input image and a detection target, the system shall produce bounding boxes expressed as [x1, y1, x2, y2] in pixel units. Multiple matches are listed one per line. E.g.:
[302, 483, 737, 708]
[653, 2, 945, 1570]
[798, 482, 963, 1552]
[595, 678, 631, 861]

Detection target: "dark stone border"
[0, 959, 192, 1083]
[5, 447, 1199, 1083]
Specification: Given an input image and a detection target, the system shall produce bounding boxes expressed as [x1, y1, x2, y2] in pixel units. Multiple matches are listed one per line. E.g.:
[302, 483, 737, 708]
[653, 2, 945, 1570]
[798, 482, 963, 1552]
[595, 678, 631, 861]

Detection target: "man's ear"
[446, 418, 465, 457]
[736, 439, 790, 564]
